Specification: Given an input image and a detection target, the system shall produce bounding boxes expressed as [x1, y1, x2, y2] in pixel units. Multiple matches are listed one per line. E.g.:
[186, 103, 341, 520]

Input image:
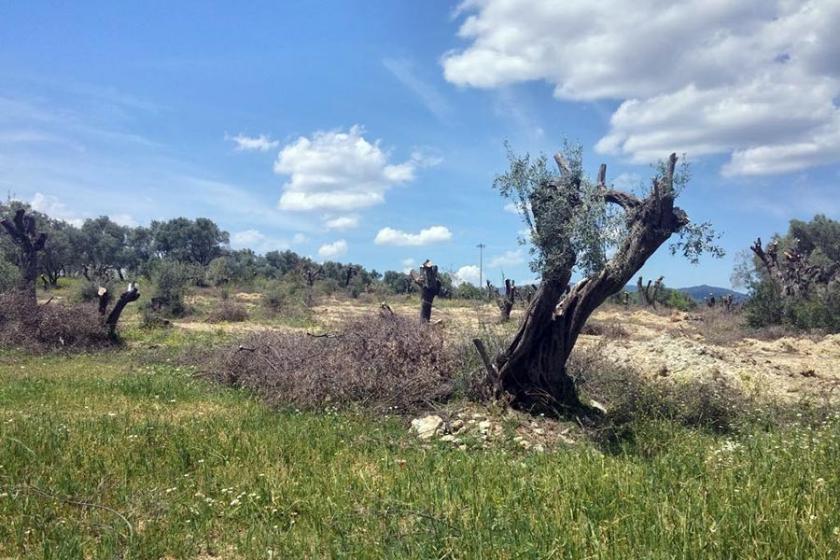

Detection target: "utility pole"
[476, 243, 485, 289]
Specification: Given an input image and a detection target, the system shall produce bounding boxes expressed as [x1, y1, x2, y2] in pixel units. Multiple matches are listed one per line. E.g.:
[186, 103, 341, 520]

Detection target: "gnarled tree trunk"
[750, 237, 838, 297]
[411, 260, 441, 322]
[494, 155, 688, 413]
[106, 283, 141, 339]
[497, 279, 516, 322]
[1, 209, 47, 306]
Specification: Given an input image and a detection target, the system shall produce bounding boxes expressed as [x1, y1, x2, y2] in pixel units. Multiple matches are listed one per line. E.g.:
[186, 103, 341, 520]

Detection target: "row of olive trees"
[0, 200, 230, 287]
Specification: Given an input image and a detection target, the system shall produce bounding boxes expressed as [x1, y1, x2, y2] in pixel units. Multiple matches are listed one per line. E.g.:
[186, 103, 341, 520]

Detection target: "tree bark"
[495, 154, 688, 413]
[105, 283, 140, 339]
[497, 279, 516, 322]
[1, 209, 47, 306]
[411, 260, 441, 322]
[97, 287, 112, 315]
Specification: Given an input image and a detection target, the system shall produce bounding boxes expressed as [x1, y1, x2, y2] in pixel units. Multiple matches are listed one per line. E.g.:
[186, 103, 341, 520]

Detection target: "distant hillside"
[625, 283, 748, 303]
[677, 285, 748, 303]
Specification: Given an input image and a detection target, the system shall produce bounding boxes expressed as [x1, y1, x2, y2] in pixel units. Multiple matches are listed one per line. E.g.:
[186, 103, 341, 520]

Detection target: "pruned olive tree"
[490, 144, 722, 413]
[1, 209, 47, 306]
[411, 260, 442, 322]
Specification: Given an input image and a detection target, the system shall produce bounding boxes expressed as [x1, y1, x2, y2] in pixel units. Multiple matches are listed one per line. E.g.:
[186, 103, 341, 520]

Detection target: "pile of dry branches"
[210, 312, 461, 413]
[0, 292, 115, 351]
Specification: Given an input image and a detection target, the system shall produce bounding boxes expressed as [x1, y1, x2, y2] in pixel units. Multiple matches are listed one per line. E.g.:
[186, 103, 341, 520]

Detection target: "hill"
[677, 285, 748, 303]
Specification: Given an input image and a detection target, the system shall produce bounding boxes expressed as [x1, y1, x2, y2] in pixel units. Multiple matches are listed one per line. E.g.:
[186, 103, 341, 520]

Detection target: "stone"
[589, 399, 608, 415]
[410, 415, 444, 440]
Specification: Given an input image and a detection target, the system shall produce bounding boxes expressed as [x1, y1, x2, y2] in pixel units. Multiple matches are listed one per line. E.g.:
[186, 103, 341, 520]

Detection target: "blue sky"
[2, 1, 838, 288]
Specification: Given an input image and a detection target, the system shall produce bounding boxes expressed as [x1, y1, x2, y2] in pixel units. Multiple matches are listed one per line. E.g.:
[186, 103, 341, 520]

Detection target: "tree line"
[0, 199, 488, 302]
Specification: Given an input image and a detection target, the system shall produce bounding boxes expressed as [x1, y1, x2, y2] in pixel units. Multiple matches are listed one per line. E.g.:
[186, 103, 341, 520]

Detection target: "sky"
[1, 1, 839, 289]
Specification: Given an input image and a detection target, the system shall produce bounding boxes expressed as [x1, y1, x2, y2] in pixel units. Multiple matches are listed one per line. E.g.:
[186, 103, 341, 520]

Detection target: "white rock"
[411, 415, 444, 440]
[589, 400, 608, 414]
[478, 420, 491, 433]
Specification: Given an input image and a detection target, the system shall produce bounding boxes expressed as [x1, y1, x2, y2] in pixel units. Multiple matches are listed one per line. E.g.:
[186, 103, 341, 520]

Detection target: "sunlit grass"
[1, 346, 839, 558]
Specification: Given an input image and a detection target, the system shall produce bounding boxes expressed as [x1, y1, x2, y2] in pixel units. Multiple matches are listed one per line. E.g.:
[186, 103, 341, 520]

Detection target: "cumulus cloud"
[373, 225, 453, 246]
[453, 265, 480, 286]
[274, 125, 416, 211]
[489, 249, 525, 268]
[444, 1, 840, 175]
[401, 258, 416, 273]
[324, 215, 359, 230]
[30, 193, 84, 227]
[226, 133, 279, 152]
[231, 229, 304, 253]
[318, 239, 348, 259]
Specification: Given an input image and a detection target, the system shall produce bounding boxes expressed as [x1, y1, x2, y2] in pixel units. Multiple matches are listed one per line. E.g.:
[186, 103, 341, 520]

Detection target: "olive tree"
[489, 144, 721, 413]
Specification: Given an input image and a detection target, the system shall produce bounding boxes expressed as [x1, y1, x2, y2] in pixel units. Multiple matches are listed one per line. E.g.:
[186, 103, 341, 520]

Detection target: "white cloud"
[324, 215, 359, 230]
[489, 249, 525, 268]
[232, 229, 266, 247]
[318, 239, 348, 259]
[453, 265, 481, 286]
[226, 133, 279, 152]
[444, 1, 840, 175]
[401, 257, 416, 273]
[611, 172, 642, 191]
[409, 148, 444, 168]
[374, 225, 453, 246]
[111, 213, 138, 228]
[274, 125, 416, 211]
[29, 193, 84, 227]
[383, 58, 453, 121]
[231, 228, 304, 253]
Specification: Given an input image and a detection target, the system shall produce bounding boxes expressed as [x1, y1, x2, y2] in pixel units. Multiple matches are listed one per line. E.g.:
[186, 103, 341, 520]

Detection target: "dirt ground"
[175, 294, 840, 403]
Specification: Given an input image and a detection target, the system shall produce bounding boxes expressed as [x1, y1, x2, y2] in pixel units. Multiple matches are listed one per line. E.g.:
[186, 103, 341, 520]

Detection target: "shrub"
[150, 260, 191, 317]
[0, 292, 113, 350]
[206, 256, 232, 287]
[72, 280, 111, 304]
[665, 289, 697, 311]
[210, 313, 460, 412]
[580, 320, 629, 339]
[0, 260, 20, 293]
[139, 306, 171, 329]
[206, 300, 248, 323]
[261, 280, 310, 322]
[746, 279, 840, 332]
[745, 280, 784, 328]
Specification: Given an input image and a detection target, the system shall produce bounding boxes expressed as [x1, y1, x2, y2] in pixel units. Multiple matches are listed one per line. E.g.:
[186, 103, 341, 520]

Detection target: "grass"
[1, 341, 840, 558]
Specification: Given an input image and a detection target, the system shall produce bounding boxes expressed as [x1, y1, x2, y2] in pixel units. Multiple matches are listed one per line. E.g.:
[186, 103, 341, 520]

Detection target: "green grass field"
[2, 336, 839, 559]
